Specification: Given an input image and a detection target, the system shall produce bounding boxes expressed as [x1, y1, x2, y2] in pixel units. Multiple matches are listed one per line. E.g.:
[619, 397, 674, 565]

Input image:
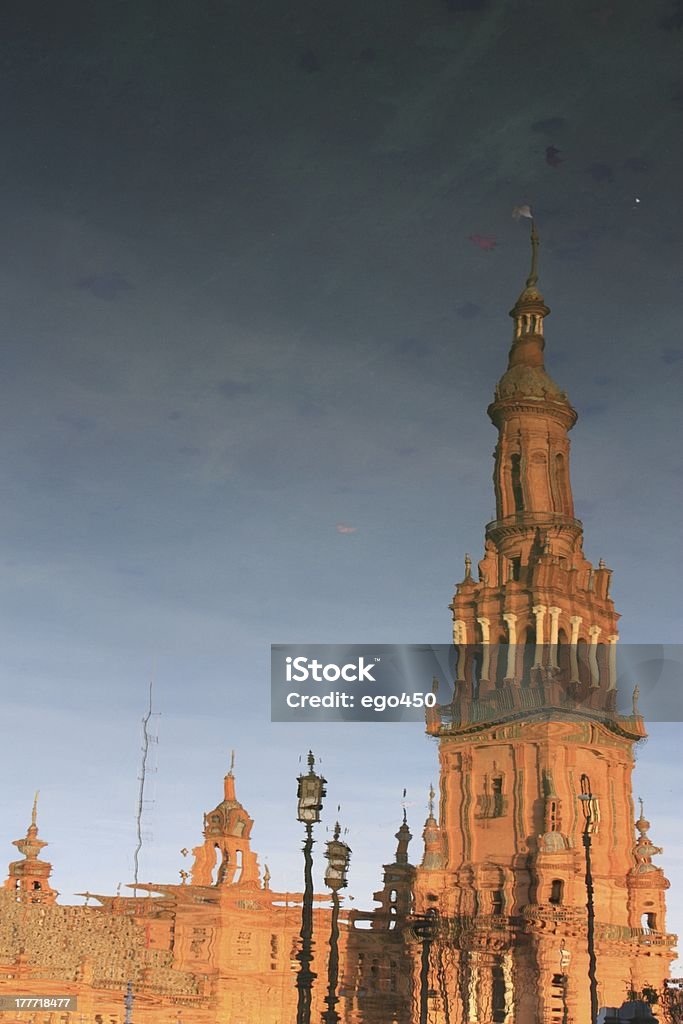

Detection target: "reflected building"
[0, 227, 677, 1023]
[413, 223, 676, 1022]
[0, 768, 333, 1023]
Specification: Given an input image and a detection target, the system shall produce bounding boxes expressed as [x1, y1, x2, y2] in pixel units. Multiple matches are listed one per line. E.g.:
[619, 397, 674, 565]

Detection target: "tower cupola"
[190, 753, 261, 887]
[3, 793, 57, 905]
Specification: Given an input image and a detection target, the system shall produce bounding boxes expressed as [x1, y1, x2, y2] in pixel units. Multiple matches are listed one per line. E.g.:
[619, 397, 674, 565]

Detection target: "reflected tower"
[416, 224, 676, 1023]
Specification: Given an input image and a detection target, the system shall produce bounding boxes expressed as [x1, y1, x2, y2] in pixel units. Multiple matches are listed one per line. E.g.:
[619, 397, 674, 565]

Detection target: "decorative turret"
[190, 753, 261, 887]
[627, 799, 670, 935]
[493, 222, 570, 411]
[421, 784, 445, 871]
[3, 793, 57, 905]
[369, 804, 415, 928]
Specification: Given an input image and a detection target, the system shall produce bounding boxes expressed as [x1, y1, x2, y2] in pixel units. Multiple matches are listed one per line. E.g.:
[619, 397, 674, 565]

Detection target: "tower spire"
[506, 218, 552, 372]
[527, 219, 539, 288]
[3, 797, 57, 905]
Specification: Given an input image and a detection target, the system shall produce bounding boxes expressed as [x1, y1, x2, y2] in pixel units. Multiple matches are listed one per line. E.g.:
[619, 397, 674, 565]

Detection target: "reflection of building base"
[0, 771, 337, 1024]
[1, 228, 679, 1024]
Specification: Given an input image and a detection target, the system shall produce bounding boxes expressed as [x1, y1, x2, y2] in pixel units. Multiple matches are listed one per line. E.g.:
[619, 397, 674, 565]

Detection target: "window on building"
[549, 879, 564, 906]
[492, 776, 504, 816]
[389, 959, 398, 993]
[511, 454, 524, 513]
[492, 961, 507, 1023]
[476, 775, 506, 818]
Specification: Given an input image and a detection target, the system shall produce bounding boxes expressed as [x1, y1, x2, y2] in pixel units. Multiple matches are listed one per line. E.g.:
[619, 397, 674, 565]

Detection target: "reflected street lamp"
[296, 752, 327, 1024]
[322, 822, 351, 1024]
[579, 773, 599, 1024]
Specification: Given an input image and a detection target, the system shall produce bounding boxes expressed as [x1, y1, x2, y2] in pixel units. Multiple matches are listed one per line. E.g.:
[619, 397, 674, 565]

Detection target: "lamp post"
[296, 751, 327, 1024]
[322, 822, 351, 1024]
[579, 773, 599, 1024]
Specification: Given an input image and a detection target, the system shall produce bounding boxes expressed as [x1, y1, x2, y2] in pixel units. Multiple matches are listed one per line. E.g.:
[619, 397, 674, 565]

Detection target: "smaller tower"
[370, 809, 416, 928]
[420, 785, 446, 874]
[190, 754, 260, 887]
[343, 807, 416, 1024]
[3, 793, 57, 905]
[627, 799, 670, 934]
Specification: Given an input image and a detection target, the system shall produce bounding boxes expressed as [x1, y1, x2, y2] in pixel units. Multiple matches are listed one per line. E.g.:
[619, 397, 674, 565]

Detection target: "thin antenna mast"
[133, 679, 158, 893]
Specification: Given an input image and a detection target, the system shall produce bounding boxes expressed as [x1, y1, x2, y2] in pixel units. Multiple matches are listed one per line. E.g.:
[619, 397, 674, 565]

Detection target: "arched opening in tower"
[491, 958, 507, 1023]
[552, 453, 571, 515]
[529, 450, 551, 511]
[233, 848, 243, 884]
[471, 648, 483, 699]
[596, 642, 607, 689]
[215, 845, 231, 885]
[577, 638, 590, 687]
[494, 635, 508, 688]
[557, 628, 570, 680]
[522, 626, 536, 685]
[549, 879, 564, 906]
[510, 454, 524, 513]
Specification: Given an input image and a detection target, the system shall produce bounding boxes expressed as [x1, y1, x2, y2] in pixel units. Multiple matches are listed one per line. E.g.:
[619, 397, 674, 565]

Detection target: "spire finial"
[307, 750, 315, 771]
[229, 750, 235, 775]
[428, 783, 435, 818]
[635, 796, 651, 836]
[464, 553, 472, 579]
[527, 219, 539, 288]
[31, 791, 39, 828]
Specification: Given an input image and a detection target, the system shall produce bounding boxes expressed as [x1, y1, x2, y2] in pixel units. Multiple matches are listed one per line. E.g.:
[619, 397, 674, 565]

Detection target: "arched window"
[389, 960, 398, 993]
[471, 649, 483, 698]
[553, 453, 571, 515]
[557, 628, 570, 678]
[370, 957, 380, 990]
[522, 626, 535, 685]
[596, 643, 607, 687]
[549, 879, 564, 906]
[492, 776, 505, 817]
[494, 635, 508, 688]
[511, 454, 524, 513]
[492, 959, 507, 1023]
[233, 848, 243, 884]
[529, 450, 551, 510]
[577, 638, 590, 686]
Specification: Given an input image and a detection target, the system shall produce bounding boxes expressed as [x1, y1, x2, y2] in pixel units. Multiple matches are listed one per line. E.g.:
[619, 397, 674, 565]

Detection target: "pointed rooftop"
[3, 793, 57, 904]
[492, 220, 573, 412]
